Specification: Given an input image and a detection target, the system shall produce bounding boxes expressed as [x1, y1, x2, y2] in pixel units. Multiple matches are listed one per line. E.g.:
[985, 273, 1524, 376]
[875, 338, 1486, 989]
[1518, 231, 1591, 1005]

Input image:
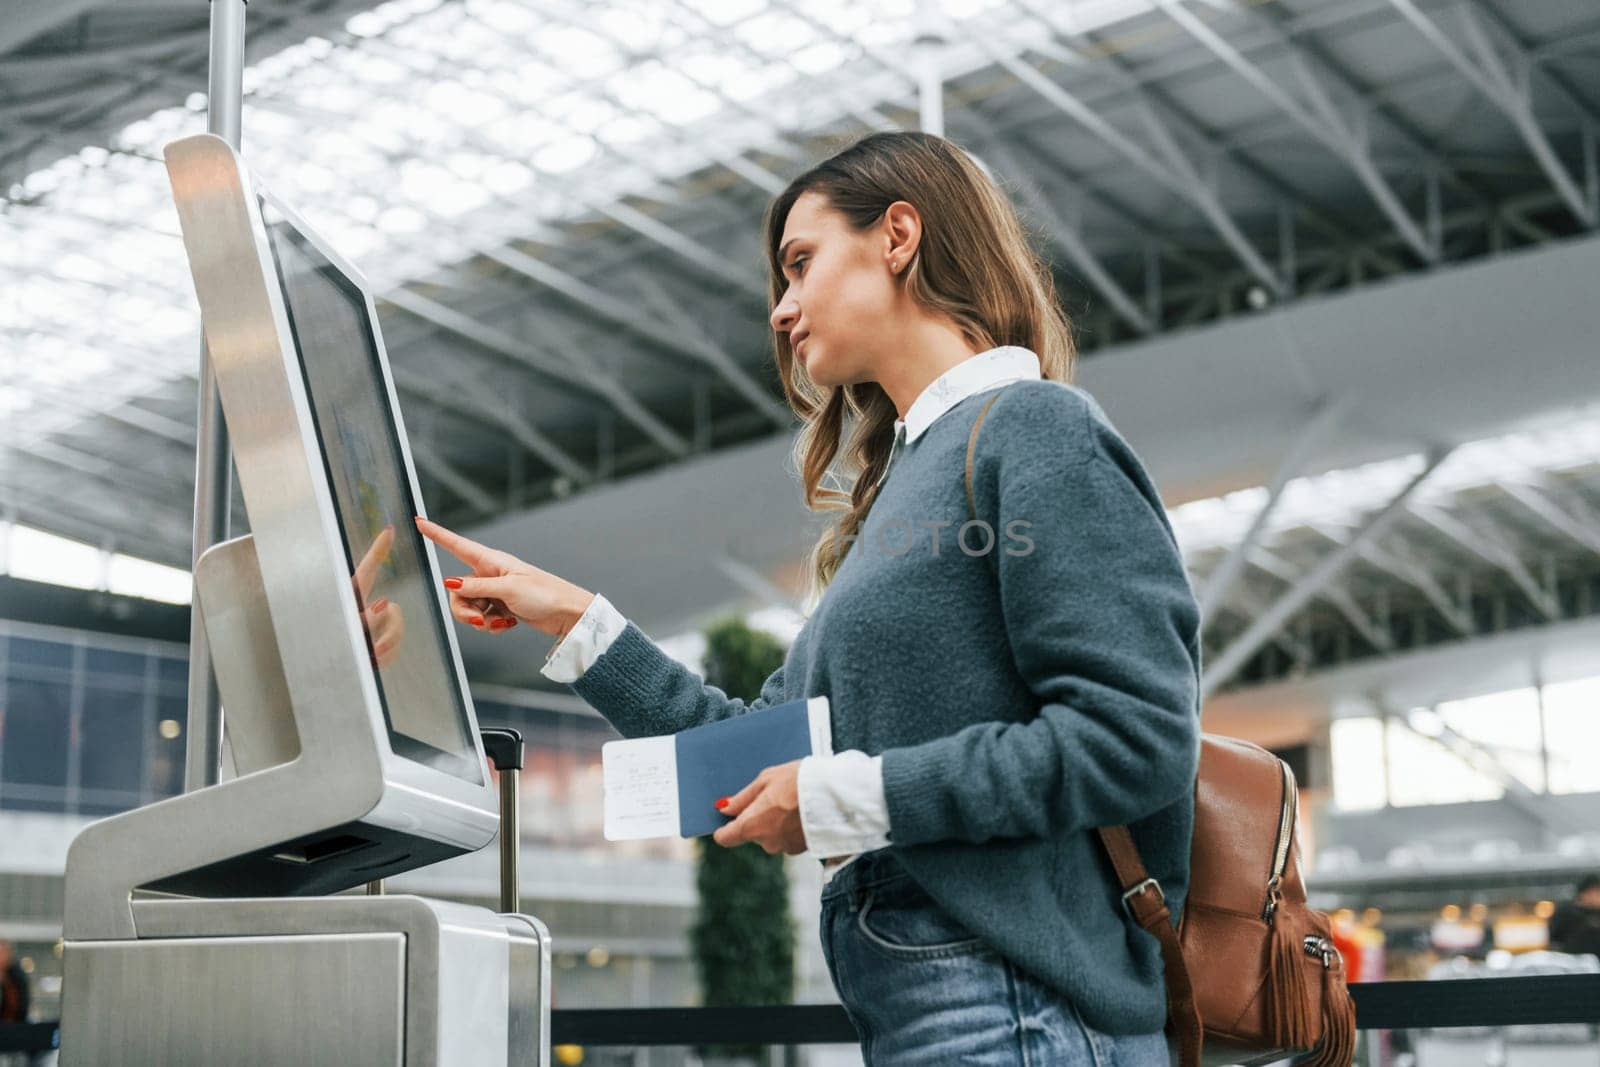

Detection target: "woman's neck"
[875, 317, 983, 420]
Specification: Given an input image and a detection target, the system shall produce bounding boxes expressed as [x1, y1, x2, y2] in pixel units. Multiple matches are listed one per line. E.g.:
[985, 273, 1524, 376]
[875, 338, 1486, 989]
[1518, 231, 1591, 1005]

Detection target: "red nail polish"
[444, 577, 463, 589]
[491, 618, 513, 631]
[715, 797, 730, 810]
[470, 615, 485, 627]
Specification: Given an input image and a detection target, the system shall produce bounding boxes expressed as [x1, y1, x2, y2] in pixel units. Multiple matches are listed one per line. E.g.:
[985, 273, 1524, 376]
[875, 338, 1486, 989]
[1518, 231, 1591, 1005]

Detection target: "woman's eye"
[789, 257, 806, 275]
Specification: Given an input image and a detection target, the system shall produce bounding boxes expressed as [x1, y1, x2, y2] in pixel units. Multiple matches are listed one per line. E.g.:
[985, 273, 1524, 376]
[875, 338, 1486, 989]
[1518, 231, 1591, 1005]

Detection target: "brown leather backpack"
[964, 391, 1357, 1066]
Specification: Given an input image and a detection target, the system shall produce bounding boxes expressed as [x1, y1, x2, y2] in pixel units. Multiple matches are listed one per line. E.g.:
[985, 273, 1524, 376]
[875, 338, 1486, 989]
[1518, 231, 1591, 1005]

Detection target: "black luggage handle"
[481, 727, 524, 914]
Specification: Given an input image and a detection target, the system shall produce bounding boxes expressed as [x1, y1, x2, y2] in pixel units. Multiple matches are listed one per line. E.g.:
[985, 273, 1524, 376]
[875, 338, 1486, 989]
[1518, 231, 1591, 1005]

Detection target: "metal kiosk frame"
[57, 133, 551, 1067]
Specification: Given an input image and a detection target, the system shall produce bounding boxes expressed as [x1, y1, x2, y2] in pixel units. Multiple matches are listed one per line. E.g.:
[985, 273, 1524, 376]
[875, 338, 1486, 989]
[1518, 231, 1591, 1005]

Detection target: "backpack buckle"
[1120, 877, 1165, 920]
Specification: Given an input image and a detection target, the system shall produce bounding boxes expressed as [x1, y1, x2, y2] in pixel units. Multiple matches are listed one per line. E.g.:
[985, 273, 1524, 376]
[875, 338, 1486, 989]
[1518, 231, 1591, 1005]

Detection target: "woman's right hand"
[414, 515, 594, 639]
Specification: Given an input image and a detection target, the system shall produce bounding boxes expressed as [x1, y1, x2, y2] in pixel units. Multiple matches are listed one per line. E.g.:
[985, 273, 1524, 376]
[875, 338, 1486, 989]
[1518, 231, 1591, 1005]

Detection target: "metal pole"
[479, 728, 525, 913]
[184, 0, 246, 793]
[915, 0, 945, 136]
[499, 768, 519, 914]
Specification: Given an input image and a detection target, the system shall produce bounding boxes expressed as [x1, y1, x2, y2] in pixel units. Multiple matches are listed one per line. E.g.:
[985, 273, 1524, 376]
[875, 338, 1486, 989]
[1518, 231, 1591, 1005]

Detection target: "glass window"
[1330, 716, 1387, 812]
[78, 682, 148, 812]
[148, 695, 188, 800]
[85, 647, 147, 682]
[1386, 714, 1503, 807]
[1, 676, 72, 811]
[1544, 675, 1600, 795]
[8, 637, 73, 672]
[157, 656, 189, 691]
[1437, 687, 1545, 793]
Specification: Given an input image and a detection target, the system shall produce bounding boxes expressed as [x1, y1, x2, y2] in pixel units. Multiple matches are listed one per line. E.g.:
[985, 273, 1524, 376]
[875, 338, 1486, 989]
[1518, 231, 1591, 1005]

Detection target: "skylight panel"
[467, 0, 539, 36]
[539, 24, 624, 80]
[609, 61, 721, 125]
[8, 525, 101, 590]
[107, 552, 193, 604]
[5, 0, 1168, 478]
[534, 134, 599, 175]
[590, 2, 685, 54]
[733, 11, 819, 56]
[685, 0, 767, 29]
[1169, 405, 1600, 559]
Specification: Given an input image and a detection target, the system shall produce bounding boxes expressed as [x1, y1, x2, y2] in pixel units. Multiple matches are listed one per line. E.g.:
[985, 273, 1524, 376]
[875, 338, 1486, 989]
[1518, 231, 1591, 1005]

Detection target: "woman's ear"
[882, 200, 922, 274]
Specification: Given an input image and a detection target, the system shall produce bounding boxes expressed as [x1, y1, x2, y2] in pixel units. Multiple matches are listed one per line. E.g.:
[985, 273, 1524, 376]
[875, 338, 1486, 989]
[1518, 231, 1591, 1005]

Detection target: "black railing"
[549, 976, 1600, 1045]
[6, 975, 1599, 1053]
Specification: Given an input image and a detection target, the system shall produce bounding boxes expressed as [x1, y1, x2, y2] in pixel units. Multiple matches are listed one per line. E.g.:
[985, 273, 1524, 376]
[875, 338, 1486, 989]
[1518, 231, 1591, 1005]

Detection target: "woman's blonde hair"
[762, 131, 1076, 602]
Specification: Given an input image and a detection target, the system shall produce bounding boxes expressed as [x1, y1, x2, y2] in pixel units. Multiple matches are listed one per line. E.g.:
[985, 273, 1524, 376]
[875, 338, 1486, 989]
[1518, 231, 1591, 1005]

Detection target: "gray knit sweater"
[567, 379, 1202, 1035]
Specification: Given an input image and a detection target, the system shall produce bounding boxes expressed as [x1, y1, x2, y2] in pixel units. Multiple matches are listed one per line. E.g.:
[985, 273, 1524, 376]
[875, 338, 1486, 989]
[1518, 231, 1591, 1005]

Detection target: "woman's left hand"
[711, 759, 809, 855]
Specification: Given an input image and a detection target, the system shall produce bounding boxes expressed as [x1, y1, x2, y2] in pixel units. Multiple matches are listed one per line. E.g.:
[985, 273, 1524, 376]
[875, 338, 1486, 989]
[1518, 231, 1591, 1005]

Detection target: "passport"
[601, 696, 832, 840]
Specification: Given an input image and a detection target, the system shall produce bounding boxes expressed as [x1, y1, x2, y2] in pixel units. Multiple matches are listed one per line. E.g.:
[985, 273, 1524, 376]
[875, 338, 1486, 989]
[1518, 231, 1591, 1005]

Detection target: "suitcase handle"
[481, 727, 525, 914]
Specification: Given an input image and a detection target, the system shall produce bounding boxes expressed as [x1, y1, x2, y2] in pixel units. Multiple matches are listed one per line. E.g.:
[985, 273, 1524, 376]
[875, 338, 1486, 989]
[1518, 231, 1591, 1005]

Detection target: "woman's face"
[769, 190, 902, 388]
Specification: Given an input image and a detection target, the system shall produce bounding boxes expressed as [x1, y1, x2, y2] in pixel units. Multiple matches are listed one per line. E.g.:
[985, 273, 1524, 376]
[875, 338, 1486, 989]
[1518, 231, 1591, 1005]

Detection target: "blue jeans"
[818, 848, 1172, 1066]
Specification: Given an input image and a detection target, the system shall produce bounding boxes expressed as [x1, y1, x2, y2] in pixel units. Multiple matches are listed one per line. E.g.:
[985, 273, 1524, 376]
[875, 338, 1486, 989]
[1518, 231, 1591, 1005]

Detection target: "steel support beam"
[1500, 479, 1600, 557]
[0, 477, 191, 561]
[381, 288, 689, 464]
[1155, 0, 1439, 261]
[977, 32, 1286, 296]
[979, 139, 1154, 334]
[1202, 449, 1451, 698]
[410, 445, 500, 515]
[387, 365, 596, 489]
[1355, 539, 1475, 637]
[1408, 505, 1561, 621]
[1385, 0, 1597, 227]
[1199, 399, 1344, 624]
[479, 244, 792, 429]
[0, 0, 101, 54]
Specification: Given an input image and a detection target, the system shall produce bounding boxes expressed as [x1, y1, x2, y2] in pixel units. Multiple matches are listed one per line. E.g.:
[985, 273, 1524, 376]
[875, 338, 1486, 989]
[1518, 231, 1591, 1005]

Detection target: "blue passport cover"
[676, 697, 828, 838]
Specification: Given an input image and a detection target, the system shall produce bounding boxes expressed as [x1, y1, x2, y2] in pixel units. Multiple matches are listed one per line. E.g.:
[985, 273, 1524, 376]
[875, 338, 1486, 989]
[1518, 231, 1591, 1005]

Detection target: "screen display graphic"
[263, 202, 479, 783]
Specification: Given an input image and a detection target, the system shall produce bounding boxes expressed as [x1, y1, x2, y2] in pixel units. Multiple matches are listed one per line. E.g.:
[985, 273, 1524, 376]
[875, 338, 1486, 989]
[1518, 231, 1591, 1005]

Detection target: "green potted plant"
[690, 617, 796, 1066]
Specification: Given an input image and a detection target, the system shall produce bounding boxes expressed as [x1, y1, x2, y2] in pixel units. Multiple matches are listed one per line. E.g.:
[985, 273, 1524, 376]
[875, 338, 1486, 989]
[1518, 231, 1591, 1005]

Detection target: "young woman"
[418, 131, 1200, 1065]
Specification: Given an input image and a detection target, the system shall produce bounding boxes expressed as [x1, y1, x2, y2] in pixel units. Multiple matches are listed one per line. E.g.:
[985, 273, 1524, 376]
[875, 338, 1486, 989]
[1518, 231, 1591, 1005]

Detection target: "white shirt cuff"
[797, 750, 892, 859]
[539, 593, 625, 683]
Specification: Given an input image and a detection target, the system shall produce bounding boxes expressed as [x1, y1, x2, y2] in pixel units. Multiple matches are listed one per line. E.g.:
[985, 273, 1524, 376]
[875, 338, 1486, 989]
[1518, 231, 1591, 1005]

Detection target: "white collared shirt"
[540, 344, 1043, 884]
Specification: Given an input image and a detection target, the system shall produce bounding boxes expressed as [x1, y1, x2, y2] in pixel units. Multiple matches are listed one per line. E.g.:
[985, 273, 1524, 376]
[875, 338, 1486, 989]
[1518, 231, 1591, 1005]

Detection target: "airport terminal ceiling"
[3, 0, 1600, 690]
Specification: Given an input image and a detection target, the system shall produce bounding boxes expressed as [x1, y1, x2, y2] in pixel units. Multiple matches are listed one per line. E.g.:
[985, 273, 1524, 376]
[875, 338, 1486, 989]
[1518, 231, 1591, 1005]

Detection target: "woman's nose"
[770, 295, 799, 334]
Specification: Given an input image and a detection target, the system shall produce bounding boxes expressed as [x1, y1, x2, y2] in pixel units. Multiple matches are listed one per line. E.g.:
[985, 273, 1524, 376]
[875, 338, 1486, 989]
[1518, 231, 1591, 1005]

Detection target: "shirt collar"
[894, 345, 1042, 444]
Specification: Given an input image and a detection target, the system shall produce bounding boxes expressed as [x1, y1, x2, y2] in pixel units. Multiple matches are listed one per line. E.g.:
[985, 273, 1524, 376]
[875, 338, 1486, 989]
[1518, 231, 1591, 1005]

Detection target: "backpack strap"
[1097, 827, 1203, 1067]
[964, 390, 1003, 524]
[964, 397, 1204, 1067]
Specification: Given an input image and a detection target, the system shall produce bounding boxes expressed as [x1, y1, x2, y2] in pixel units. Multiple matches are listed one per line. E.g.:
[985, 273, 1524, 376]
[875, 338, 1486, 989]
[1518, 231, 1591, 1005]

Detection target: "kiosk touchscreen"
[62, 134, 500, 939]
[261, 201, 480, 781]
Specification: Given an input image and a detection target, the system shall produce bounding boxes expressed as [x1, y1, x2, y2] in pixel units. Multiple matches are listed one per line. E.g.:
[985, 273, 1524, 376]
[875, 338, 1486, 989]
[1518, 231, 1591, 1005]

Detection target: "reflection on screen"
[263, 202, 480, 784]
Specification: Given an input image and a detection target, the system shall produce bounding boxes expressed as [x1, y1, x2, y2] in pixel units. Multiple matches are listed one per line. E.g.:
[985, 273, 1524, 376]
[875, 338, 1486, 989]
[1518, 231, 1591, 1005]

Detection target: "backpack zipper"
[1303, 935, 1336, 968]
[1261, 759, 1298, 923]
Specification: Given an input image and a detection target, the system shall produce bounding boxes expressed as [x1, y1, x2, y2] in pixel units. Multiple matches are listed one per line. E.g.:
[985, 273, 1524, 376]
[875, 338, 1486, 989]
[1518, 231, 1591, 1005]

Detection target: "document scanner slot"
[271, 833, 377, 865]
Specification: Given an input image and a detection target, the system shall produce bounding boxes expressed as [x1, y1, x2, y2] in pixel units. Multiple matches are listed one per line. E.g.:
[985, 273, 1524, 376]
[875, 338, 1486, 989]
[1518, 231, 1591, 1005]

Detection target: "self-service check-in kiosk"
[58, 133, 551, 1066]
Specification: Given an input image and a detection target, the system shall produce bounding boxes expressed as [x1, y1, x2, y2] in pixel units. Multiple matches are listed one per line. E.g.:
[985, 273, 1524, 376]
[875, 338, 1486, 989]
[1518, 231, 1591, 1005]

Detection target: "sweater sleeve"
[880, 390, 1202, 846]
[565, 618, 789, 740]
